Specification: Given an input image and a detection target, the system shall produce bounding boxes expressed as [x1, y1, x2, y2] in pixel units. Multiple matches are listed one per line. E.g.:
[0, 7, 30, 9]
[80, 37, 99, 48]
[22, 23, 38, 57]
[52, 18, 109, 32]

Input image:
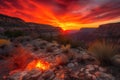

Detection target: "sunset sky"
[0, 0, 120, 30]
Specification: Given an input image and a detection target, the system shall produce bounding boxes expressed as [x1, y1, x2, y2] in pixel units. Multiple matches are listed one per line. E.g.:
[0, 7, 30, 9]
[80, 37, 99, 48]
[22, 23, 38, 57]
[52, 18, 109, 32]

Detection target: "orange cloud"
[0, 0, 120, 30]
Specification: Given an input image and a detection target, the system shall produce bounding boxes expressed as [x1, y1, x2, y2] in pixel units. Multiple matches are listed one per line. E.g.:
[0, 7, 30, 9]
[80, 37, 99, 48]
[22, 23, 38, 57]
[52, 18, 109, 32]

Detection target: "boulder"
[112, 55, 120, 67]
[55, 54, 69, 65]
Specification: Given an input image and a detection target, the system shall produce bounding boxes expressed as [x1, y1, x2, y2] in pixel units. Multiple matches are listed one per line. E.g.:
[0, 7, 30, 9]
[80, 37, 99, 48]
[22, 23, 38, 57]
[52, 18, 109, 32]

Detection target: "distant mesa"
[0, 13, 120, 43]
[0, 14, 63, 35]
[68, 22, 120, 43]
[0, 14, 26, 27]
[95, 22, 120, 38]
[79, 28, 96, 33]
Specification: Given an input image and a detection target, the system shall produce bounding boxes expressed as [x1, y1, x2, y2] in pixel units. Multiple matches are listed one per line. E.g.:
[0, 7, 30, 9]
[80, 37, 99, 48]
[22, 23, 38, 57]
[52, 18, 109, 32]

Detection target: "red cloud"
[0, 0, 120, 29]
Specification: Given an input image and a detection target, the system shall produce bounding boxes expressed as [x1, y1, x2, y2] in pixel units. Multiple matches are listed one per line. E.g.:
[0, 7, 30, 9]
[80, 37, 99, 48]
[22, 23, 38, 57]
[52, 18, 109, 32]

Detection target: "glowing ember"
[26, 59, 50, 71]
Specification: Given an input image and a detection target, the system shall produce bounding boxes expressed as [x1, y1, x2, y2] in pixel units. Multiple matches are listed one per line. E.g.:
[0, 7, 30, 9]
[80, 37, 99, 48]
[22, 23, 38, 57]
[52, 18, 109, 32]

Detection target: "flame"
[26, 59, 50, 71]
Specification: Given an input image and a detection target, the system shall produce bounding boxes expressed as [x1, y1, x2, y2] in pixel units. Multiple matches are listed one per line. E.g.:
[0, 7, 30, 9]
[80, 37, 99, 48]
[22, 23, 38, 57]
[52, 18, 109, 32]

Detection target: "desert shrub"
[4, 30, 24, 38]
[0, 41, 13, 59]
[88, 41, 118, 66]
[39, 34, 86, 48]
[0, 39, 11, 46]
[39, 35, 53, 42]
[54, 34, 70, 45]
[8, 46, 34, 70]
[46, 46, 54, 52]
[61, 44, 71, 53]
[70, 40, 86, 48]
[52, 41, 59, 47]
[55, 54, 69, 65]
[54, 34, 86, 48]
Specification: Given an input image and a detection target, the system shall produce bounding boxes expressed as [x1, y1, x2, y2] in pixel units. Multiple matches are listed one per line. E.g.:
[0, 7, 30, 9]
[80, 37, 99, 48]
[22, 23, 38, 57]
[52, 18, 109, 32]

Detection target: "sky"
[0, 0, 120, 30]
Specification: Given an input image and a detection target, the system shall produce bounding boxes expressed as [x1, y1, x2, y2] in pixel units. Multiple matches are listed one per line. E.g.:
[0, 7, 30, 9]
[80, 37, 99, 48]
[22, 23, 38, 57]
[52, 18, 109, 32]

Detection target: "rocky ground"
[0, 38, 120, 80]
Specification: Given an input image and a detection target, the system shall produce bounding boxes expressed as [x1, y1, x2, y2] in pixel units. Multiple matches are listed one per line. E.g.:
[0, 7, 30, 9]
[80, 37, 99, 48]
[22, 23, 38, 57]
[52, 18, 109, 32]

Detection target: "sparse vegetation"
[88, 41, 119, 66]
[4, 30, 25, 38]
[39, 34, 86, 48]
[0, 39, 11, 46]
[61, 44, 71, 53]
[8, 46, 34, 69]
[46, 46, 54, 52]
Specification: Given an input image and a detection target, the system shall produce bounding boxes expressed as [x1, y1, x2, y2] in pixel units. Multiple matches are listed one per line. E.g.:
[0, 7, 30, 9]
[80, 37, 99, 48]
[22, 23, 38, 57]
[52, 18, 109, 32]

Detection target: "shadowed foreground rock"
[0, 39, 116, 80]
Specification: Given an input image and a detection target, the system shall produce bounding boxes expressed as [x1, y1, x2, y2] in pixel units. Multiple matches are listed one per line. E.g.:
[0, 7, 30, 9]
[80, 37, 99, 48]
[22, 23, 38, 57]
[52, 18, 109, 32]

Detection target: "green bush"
[88, 41, 118, 66]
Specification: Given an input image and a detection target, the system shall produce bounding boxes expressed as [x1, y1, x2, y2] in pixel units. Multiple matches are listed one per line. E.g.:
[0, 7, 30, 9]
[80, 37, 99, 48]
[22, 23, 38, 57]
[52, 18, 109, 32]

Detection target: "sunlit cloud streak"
[0, 0, 120, 30]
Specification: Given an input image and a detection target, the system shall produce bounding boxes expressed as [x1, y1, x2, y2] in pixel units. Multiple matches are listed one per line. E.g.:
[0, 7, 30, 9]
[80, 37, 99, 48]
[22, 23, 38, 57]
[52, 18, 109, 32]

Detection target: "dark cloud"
[0, 0, 12, 9]
[0, 0, 120, 29]
[5, 0, 23, 9]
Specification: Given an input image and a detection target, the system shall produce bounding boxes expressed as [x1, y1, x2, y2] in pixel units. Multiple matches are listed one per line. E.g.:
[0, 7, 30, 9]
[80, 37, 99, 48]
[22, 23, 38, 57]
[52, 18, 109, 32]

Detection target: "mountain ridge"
[0, 14, 61, 29]
[0, 13, 62, 32]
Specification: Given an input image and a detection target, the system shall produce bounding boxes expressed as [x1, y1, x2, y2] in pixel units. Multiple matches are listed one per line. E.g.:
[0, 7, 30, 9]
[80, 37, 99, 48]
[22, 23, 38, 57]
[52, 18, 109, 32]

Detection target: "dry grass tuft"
[61, 44, 71, 53]
[88, 41, 118, 66]
[0, 39, 11, 46]
[8, 46, 34, 70]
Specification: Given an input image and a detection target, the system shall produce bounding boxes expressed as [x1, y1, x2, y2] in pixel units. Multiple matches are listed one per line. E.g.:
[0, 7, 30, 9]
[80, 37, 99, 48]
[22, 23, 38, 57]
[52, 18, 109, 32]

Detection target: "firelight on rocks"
[26, 59, 50, 71]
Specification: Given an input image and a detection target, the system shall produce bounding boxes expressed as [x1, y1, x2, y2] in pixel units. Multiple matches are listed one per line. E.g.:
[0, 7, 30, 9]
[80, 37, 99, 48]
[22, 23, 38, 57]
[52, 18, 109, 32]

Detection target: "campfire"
[26, 59, 50, 71]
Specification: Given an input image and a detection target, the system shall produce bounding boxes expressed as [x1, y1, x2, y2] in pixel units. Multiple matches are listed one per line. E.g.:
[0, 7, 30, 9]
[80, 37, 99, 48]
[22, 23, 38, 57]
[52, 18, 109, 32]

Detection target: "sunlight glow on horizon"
[0, 0, 120, 30]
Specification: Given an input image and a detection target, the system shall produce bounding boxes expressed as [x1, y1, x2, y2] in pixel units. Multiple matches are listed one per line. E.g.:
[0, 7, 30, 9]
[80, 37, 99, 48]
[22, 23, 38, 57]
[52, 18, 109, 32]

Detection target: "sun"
[56, 22, 70, 30]
[62, 27, 67, 31]
[56, 21, 80, 30]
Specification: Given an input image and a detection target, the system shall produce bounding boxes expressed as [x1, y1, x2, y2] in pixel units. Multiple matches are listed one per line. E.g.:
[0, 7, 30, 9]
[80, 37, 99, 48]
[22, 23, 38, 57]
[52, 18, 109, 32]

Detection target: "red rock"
[95, 71, 101, 77]
[55, 54, 69, 65]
